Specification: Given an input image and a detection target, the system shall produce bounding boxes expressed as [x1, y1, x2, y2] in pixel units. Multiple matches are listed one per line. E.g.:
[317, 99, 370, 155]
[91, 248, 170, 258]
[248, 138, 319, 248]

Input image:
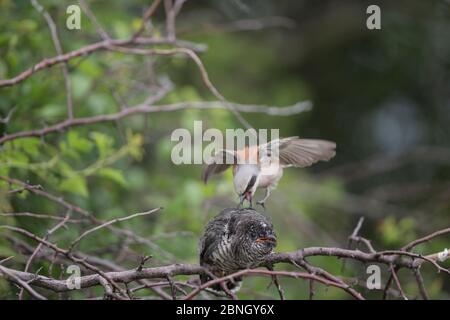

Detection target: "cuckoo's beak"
[255, 235, 277, 244]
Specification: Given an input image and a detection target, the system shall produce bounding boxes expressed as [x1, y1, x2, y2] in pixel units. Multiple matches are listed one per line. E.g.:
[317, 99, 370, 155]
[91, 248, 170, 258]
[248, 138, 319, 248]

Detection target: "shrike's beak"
[238, 194, 245, 208]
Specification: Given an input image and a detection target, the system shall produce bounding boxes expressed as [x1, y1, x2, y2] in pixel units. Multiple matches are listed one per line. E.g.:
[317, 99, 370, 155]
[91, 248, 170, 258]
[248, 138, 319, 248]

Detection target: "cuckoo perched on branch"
[199, 208, 277, 292]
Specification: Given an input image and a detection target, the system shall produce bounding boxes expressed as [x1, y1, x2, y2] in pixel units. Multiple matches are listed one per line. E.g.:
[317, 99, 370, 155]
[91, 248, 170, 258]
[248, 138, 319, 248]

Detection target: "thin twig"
[389, 264, 408, 300]
[0, 212, 83, 223]
[131, 0, 162, 40]
[0, 265, 47, 300]
[31, 0, 73, 119]
[382, 270, 395, 300]
[184, 269, 365, 300]
[164, 0, 176, 41]
[0, 37, 200, 88]
[0, 106, 16, 124]
[413, 268, 430, 300]
[69, 208, 161, 251]
[19, 213, 70, 300]
[309, 279, 315, 300]
[0, 176, 176, 262]
[379, 250, 450, 275]
[79, 0, 111, 40]
[0, 256, 14, 265]
[402, 228, 450, 251]
[265, 264, 285, 300]
[0, 100, 311, 145]
[0, 225, 129, 298]
[109, 45, 254, 129]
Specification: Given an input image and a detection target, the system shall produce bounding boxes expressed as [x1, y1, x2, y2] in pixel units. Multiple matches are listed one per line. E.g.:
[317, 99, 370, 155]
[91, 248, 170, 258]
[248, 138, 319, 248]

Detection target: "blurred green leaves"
[66, 130, 94, 154]
[378, 216, 417, 246]
[0, 129, 143, 198]
[59, 174, 88, 197]
[96, 168, 128, 188]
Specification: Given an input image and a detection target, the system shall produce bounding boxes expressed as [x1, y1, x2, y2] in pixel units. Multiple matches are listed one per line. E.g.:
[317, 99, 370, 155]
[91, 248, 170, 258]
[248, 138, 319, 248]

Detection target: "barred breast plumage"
[199, 208, 277, 292]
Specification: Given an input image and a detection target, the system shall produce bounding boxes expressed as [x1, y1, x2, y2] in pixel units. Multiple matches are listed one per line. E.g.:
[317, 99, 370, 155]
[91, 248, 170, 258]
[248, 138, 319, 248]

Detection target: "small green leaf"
[0, 244, 16, 258]
[67, 131, 94, 153]
[87, 93, 112, 115]
[78, 59, 102, 78]
[72, 74, 92, 99]
[16, 189, 29, 199]
[13, 137, 41, 157]
[91, 132, 114, 158]
[59, 141, 80, 160]
[127, 132, 144, 161]
[60, 175, 88, 197]
[113, 21, 131, 39]
[97, 168, 128, 188]
[56, 160, 76, 176]
[4, 150, 29, 164]
[39, 103, 65, 119]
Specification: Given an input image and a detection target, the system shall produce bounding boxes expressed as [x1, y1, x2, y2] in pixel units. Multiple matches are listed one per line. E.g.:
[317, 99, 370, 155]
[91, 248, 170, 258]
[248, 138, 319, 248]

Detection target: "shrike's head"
[233, 164, 260, 201]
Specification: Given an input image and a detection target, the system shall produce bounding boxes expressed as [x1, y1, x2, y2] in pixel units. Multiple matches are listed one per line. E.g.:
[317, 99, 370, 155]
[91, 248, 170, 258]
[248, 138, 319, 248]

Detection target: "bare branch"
[0, 212, 84, 223]
[184, 269, 364, 300]
[0, 106, 16, 124]
[0, 265, 47, 300]
[31, 0, 74, 119]
[108, 46, 254, 129]
[413, 268, 429, 300]
[1, 230, 449, 299]
[79, 0, 111, 40]
[164, 0, 176, 41]
[379, 250, 450, 275]
[0, 176, 177, 262]
[0, 100, 311, 145]
[131, 0, 162, 40]
[0, 225, 128, 298]
[0, 256, 14, 265]
[18, 213, 70, 300]
[389, 265, 408, 300]
[0, 37, 199, 88]
[69, 208, 161, 251]
[402, 227, 450, 251]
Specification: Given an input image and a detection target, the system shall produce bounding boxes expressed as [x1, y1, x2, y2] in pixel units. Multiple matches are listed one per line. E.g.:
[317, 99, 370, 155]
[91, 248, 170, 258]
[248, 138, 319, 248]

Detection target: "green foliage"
[378, 216, 417, 246]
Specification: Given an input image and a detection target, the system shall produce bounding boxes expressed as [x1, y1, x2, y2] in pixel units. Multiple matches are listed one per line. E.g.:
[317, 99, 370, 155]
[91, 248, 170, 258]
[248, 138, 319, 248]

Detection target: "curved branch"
[402, 228, 450, 251]
[183, 269, 364, 300]
[1, 243, 448, 299]
[0, 100, 311, 145]
[0, 37, 202, 88]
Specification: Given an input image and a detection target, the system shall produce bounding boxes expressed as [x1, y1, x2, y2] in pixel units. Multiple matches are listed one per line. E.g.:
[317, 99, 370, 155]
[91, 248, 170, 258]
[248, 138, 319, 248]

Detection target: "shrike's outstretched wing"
[202, 149, 237, 183]
[259, 137, 336, 168]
